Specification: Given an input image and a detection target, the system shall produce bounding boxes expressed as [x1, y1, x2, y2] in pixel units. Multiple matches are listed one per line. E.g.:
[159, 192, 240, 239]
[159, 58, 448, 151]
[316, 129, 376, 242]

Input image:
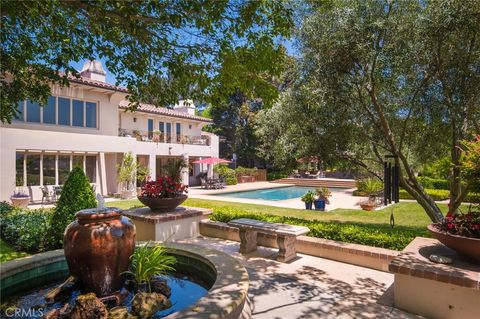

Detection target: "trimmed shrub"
[417, 176, 449, 190]
[226, 177, 238, 185]
[47, 167, 96, 248]
[399, 188, 479, 203]
[267, 172, 289, 181]
[399, 189, 450, 201]
[210, 209, 424, 251]
[465, 192, 480, 203]
[356, 178, 383, 194]
[214, 164, 236, 179]
[1, 208, 53, 252]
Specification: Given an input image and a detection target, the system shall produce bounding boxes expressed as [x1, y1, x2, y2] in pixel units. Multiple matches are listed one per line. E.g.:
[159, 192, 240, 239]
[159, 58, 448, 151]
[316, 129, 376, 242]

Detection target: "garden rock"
[151, 277, 171, 297]
[70, 293, 108, 319]
[131, 292, 171, 318]
[108, 306, 137, 319]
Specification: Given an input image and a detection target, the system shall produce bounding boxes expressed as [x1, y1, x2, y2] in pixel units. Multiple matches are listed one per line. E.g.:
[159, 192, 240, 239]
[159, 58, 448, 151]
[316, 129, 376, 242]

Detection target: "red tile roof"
[118, 100, 212, 123]
[68, 75, 129, 93]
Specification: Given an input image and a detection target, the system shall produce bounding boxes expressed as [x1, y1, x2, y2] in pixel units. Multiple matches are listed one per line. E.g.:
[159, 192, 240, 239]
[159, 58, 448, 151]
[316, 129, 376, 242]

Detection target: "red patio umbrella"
[192, 157, 232, 164]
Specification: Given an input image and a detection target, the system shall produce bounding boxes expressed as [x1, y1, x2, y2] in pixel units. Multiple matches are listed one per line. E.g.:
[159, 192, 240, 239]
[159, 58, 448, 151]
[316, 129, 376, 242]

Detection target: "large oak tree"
[1, 0, 292, 123]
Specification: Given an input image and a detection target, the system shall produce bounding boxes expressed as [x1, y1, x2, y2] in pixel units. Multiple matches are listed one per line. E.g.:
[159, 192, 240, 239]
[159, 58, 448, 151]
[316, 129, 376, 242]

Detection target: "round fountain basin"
[0, 243, 249, 319]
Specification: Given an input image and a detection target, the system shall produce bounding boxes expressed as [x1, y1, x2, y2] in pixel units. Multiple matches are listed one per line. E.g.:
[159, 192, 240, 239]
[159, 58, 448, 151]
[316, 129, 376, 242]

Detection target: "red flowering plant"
[140, 176, 188, 198]
[436, 204, 480, 238]
[140, 158, 189, 198]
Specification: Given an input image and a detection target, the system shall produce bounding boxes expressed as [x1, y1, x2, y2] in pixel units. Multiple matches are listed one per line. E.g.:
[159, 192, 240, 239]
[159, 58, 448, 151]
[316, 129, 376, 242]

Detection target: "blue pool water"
[214, 186, 320, 201]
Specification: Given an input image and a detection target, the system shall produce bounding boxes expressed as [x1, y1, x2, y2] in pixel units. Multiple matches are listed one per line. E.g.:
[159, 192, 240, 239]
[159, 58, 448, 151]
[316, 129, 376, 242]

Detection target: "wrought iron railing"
[118, 128, 210, 146]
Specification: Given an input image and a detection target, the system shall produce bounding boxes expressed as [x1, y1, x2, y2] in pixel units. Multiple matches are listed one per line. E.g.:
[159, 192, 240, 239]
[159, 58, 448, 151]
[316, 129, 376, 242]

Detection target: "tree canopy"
[256, 0, 480, 222]
[1, 0, 293, 122]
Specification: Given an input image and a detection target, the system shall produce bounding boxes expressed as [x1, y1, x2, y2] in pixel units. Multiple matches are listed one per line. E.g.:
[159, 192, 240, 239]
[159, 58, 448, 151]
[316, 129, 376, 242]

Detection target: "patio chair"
[40, 186, 52, 204]
[309, 171, 322, 179]
[200, 178, 209, 189]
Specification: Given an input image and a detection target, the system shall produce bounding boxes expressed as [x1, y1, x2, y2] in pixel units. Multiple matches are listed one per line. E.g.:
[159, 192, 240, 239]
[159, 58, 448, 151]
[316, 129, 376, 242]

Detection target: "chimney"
[80, 60, 107, 82]
[174, 99, 196, 115]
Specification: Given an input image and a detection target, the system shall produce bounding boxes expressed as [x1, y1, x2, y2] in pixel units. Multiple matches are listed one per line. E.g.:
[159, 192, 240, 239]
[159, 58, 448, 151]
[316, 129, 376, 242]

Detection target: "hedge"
[1, 207, 54, 253]
[267, 172, 289, 181]
[399, 189, 480, 203]
[210, 208, 426, 251]
[417, 176, 449, 190]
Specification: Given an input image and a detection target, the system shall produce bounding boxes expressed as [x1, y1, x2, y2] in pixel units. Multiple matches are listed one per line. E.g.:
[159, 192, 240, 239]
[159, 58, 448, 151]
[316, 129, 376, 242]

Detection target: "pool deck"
[180, 236, 418, 319]
[188, 182, 367, 210]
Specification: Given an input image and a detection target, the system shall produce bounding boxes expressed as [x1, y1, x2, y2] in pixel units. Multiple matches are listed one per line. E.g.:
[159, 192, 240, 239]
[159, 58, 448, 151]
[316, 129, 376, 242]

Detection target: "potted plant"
[427, 137, 480, 263]
[136, 164, 149, 195]
[132, 130, 142, 141]
[124, 241, 176, 293]
[359, 199, 377, 211]
[10, 189, 29, 207]
[428, 205, 480, 263]
[117, 152, 136, 199]
[137, 158, 189, 212]
[301, 191, 315, 210]
[314, 187, 331, 211]
[152, 129, 162, 143]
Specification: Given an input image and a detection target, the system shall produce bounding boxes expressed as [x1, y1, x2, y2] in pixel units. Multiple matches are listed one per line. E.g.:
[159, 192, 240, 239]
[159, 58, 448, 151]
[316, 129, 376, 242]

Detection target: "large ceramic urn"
[64, 208, 136, 296]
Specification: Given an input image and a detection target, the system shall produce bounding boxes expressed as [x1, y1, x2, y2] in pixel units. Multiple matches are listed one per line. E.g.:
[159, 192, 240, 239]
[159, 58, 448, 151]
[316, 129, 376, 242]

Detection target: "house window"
[43, 96, 56, 124]
[26, 100, 41, 123]
[72, 99, 84, 127]
[176, 123, 181, 142]
[16, 152, 24, 186]
[86, 102, 97, 128]
[43, 155, 56, 185]
[17, 152, 97, 186]
[58, 155, 71, 185]
[16, 96, 97, 128]
[148, 119, 154, 139]
[85, 155, 97, 183]
[73, 155, 84, 169]
[58, 97, 71, 126]
[166, 123, 172, 142]
[26, 154, 41, 186]
[15, 101, 24, 121]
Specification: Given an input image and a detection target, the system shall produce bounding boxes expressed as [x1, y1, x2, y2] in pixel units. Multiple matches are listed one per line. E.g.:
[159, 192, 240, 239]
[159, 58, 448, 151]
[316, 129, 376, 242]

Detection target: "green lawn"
[111, 198, 449, 250]
[110, 198, 448, 229]
[0, 239, 28, 262]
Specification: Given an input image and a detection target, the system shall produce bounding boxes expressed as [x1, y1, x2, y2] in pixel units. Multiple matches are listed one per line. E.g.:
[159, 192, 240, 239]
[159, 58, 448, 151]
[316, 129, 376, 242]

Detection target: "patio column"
[207, 161, 214, 178]
[182, 153, 189, 186]
[99, 152, 107, 196]
[148, 154, 156, 181]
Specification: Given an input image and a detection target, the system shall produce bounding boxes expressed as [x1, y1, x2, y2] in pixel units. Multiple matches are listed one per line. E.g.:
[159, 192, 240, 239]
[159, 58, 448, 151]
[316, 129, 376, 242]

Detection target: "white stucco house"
[0, 61, 219, 202]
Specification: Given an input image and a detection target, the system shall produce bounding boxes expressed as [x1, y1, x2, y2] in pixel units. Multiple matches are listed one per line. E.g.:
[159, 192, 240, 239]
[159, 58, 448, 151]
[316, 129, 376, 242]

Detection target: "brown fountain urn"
[64, 208, 136, 297]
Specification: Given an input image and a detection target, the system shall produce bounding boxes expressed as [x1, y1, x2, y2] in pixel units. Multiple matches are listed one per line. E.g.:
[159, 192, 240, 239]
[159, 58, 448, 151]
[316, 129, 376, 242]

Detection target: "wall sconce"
[189, 125, 192, 129]
[133, 117, 137, 123]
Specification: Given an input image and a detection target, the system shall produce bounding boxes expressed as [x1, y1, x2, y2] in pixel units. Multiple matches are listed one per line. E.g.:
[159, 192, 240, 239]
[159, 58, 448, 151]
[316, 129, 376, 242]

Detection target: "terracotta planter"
[427, 224, 480, 264]
[10, 196, 30, 208]
[121, 189, 134, 199]
[360, 203, 376, 211]
[64, 208, 136, 296]
[137, 194, 188, 212]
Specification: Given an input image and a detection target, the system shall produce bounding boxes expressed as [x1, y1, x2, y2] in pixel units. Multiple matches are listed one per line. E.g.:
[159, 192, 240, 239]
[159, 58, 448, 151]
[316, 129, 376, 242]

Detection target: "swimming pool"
[213, 186, 319, 201]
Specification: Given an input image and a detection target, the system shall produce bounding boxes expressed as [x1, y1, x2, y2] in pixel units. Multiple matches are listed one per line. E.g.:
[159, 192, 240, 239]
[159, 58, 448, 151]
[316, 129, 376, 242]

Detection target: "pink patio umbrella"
[192, 157, 232, 164]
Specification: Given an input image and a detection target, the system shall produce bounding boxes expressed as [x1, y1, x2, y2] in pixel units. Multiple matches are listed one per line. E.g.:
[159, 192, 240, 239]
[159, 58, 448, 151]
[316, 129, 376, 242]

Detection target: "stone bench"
[228, 218, 310, 262]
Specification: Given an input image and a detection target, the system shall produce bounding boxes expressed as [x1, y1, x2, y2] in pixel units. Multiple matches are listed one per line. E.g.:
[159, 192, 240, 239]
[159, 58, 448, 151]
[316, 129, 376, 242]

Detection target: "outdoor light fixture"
[133, 117, 137, 122]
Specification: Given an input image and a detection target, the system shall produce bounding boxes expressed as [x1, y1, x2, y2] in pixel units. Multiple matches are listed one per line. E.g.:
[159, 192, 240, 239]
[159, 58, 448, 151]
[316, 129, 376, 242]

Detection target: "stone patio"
[179, 236, 419, 319]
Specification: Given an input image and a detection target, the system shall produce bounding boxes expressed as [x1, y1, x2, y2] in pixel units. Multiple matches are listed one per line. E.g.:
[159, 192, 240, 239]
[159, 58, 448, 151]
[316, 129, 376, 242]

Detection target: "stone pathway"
[180, 237, 420, 319]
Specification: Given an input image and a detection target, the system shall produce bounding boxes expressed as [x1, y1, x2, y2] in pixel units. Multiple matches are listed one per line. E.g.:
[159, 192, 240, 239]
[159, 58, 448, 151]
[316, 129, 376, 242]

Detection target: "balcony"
[118, 128, 210, 146]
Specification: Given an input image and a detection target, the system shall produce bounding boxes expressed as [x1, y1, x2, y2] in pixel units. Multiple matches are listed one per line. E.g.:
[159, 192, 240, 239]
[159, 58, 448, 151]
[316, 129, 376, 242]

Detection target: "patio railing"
[118, 128, 210, 146]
